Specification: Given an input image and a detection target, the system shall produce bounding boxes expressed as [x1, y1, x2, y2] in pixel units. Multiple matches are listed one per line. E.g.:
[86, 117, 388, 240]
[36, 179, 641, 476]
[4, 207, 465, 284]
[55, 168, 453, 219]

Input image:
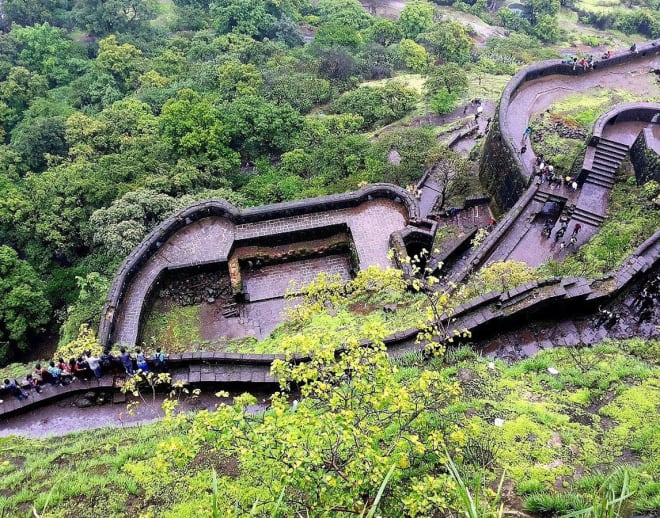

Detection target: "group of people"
[565, 54, 596, 71]
[406, 183, 423, 200]
[1, 347, 168, 402]
[535, 155, 578, 192]
[541, 218, 581, 247]
[564, 45, 638, 71]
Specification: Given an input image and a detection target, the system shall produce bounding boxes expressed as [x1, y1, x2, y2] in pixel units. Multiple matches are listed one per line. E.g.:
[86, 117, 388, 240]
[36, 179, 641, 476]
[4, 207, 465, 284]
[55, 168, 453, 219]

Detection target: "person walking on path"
[572, 223, 582, 237]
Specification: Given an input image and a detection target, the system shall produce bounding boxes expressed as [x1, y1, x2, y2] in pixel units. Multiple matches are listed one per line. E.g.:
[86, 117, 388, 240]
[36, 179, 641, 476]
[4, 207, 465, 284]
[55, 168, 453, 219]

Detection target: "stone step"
[593, 153, 622, 167]
[591, 164, 617, 177]
[586, 169, 615, 187]
[572, 208, 604, 226]
[585, 175, 615, 189]
[595, 144, 628, 158]
[532, 191, 550, 203]
[598, 137, 630, 152]
[591, 160, 617, 172]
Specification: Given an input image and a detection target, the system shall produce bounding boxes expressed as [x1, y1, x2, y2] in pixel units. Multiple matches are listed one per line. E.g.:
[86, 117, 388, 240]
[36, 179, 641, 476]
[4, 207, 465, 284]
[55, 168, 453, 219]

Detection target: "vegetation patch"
[1, 339, 658, 517]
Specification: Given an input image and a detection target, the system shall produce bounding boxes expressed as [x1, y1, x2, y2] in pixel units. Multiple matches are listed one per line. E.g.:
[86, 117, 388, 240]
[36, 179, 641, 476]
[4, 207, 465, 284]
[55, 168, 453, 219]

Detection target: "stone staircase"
[585, 137, 629, 189]
[571, 205, 605, 227]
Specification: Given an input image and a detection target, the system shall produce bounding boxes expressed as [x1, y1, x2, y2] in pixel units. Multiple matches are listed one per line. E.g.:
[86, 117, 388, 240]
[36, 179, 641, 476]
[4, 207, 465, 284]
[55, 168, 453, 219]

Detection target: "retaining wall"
[630, 126, 660, 185]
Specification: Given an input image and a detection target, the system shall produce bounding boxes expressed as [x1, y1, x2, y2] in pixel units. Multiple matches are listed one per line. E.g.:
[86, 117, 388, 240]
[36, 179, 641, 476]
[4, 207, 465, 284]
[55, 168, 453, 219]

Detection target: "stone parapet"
[99, 184, 421, 346]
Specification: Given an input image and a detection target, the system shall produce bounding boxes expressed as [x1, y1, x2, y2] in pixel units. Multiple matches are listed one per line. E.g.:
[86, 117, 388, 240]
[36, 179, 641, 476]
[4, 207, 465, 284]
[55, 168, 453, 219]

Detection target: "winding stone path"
[505, 53, 659, 180]
[447, 47, 660, 281]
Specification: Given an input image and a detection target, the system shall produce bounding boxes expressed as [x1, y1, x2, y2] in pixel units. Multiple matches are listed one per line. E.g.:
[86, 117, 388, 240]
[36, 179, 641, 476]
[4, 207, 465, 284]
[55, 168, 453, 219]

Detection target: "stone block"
[200, 373, 216, 383]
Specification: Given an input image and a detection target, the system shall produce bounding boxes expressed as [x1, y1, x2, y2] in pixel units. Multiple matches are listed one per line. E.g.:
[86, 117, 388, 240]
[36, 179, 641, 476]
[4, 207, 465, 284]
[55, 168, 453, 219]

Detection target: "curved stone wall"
[99, 184, 421, 346]
[590, 102, 659, 140]
[480, 39, 660, 212]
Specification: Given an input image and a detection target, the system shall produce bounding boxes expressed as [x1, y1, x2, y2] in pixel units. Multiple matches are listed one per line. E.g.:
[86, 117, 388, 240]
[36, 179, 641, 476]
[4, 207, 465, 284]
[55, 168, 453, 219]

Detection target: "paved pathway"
[112, 199, 408, 346]
[506, 54, 660, 180]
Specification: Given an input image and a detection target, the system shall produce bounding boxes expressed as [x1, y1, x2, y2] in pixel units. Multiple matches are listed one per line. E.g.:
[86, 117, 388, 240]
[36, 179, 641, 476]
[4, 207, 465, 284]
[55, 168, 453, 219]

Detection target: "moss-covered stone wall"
[478, 110, 527, 211]
[630, 129, 660, 184]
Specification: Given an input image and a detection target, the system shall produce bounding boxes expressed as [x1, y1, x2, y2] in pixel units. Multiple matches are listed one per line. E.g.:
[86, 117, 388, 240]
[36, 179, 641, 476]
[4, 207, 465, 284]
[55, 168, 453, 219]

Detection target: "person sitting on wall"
[3, 379, 28, 401]
[630, 43, 637, 53]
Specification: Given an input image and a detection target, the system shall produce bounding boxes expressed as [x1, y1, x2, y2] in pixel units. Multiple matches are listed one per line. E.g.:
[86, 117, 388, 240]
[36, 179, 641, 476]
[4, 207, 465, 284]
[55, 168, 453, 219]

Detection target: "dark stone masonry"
[99, 184, 431, 348]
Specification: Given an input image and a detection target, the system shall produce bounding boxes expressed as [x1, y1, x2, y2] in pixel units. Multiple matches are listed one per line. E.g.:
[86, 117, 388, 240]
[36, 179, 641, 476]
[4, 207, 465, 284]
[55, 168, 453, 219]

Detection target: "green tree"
[0, 246, 51, 362]
[10, 22, 88, 86]
[87, 189, 177, 258]
[59, 272, 111, 345]
[160, 89, 235, 160]
[370, 127, 437, 185]
[138, 317, 461, 515]
[215, 61, 264, 102]
[220, 94, 304, 157]
[398, 1, 435, 39]
[332, 81, 419, 129]
[95, 35, 145, 91]
[72, 0, 159, 36]
[264, 72, 332, 113]
[316, 0, 372, 30]
[1, 0, 69, 29]
[397, 38, 431, 73]
[314, 21, 363, 49]
[417, 21, 474, 64]
[0, 66, 48, 131]
[426, 62, 469, 96]
[366, 18, 403, 46]
[423, 145, 472, 210]
[210, 0, 276, 36]
[10, 114, 68, 172]
[526, 0, 560, 25]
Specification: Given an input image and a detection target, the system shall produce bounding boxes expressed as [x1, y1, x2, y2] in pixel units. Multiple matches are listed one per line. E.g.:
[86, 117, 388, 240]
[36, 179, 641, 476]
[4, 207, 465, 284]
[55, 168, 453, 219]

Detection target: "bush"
[332, 80, 419, 129]
[430, 90, 459, 115]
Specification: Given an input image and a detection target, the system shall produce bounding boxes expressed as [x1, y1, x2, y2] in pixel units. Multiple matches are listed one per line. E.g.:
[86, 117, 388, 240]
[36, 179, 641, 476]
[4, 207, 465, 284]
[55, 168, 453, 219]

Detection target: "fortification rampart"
[98, 184, 424, 347]
[4, 229, 658, 418]
[480, 40, 660, 212]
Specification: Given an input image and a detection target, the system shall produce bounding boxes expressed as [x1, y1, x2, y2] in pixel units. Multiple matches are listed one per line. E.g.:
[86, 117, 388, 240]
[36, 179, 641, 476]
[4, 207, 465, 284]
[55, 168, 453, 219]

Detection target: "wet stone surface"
[479, 270, 660, 362]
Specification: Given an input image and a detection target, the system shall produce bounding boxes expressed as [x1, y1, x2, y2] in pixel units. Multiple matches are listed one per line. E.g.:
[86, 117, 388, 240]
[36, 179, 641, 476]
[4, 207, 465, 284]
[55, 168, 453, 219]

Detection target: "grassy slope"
[0, 340, 657, 516]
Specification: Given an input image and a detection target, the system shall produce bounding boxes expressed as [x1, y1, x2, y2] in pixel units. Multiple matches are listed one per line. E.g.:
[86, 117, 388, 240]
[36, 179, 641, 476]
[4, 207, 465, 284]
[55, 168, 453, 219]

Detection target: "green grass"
[139, 301, 202, 352]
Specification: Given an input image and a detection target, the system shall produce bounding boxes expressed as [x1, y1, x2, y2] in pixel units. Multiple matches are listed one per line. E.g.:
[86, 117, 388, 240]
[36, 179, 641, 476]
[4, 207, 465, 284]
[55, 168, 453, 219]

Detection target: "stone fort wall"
[98, 184, 422, 346]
